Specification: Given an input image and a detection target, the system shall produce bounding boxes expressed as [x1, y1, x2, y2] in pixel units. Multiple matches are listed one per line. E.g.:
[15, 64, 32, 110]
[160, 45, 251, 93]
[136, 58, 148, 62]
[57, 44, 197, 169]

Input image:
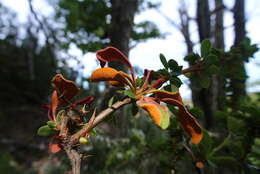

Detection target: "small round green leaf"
[124, 89, 136, 99]
[159, 53, 168, 70]
[37, 125, 54, 136]
[47, 121, 56, 129]
[201, 39, 211, 57]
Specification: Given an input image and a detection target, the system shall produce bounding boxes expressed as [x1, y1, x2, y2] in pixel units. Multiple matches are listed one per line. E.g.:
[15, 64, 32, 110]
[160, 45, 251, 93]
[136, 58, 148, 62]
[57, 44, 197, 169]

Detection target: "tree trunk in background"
[106, 0, 138, 137]
[231, 0, 246, 109]
[178, 2, 193, 54]
[214, 0, 226, 110]
[194, 0, 215, 129]
[109, 0, 138, 71]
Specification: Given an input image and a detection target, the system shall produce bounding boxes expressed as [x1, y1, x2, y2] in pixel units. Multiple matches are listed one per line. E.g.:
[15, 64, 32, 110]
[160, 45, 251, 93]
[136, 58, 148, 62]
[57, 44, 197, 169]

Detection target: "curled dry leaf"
[51, 74, 80, 105]
[51, 90, 59, 120]
[152, 90, 182, 102]
[96, 46, 132, 69]
[161, 98, 203, 144]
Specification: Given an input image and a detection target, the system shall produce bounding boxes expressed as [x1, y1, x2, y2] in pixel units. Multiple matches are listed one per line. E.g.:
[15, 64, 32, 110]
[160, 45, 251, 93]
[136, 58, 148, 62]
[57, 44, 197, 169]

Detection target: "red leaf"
[161, 98, 203, 144]
[96, 46, 135, 79]
[49, 136, 62, 153]
[96, 46, 132, 69]
[51, 90, 59, 121]
[51, 74, 80, 106]
[152, 90, 182, 102]
[72, 96, 95, 108]
[49, 143, 62, 153]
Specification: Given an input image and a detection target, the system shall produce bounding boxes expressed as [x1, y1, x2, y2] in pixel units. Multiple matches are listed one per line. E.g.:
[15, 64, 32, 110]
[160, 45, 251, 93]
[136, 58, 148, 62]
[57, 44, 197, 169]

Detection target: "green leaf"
[159, 107, 170, 130]
[124, 89, 136, 99]
[205, 54, 218, 65]
[37, 125, 54, 136]
[47, 121, 56, 129]
[254, 138, 260, 146]
[210, 156, 239, 168]
[168, 59, 178, 71]
[199, 130, 213, 157]
[251, 145, 260, 155]
[159, 53, 168, 70]
[90, 128, 97, 136]
[108, 96, 115, 107]
[227, 116, 246, 135]
[184, 53, 201, 64]
[207, 160, 217, 168]
[163, 84, 179, 92]
[135, 77, 144, 87]
[201, 39, 211, 57]
[169, 77, 182, 88]
[56, 110, 65, 123]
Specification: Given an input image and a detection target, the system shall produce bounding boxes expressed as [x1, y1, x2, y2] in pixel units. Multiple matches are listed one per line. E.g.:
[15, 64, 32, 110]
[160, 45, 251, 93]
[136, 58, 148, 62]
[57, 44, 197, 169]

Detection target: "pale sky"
[2, 0, 260, 98]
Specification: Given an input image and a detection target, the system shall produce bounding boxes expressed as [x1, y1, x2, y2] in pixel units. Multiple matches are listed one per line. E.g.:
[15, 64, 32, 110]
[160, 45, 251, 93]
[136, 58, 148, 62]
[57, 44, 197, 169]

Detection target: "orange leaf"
[49, 136, 62, 153]
[96, 46, 132, 69]
[90, 67, 131, 86]
[196, 161, 205, 169]
[90, 67, 119, 82]
[108, 80, 126, 87]
[137, 97, 170, 129]
[51, 74, 80, 105]
[161, 98, 203, 144]
[49, 143, 62, 153]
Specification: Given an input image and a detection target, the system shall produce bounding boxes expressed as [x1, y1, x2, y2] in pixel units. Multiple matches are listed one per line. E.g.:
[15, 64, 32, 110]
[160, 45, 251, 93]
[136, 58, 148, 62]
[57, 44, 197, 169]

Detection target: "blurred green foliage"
[0, 1, 259, 174]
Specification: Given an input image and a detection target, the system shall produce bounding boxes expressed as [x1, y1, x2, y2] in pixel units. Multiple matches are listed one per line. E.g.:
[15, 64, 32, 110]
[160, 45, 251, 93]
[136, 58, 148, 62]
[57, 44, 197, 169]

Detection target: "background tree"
[230, 0, 246, 109]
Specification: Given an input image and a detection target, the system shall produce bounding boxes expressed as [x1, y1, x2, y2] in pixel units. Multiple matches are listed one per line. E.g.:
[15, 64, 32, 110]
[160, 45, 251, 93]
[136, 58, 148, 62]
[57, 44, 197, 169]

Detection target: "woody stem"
[71, 97, 132, 142]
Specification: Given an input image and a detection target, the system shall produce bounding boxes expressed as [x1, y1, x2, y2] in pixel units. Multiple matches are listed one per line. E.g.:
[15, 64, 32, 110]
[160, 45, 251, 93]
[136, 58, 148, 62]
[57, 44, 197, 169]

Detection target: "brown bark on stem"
[64, 146, 81, 174]
[60, 98, 131, 174]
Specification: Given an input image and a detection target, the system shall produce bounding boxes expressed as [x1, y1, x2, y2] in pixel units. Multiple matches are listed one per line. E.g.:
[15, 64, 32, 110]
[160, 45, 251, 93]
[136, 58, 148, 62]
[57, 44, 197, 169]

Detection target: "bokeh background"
[0, 0, 259, 173]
